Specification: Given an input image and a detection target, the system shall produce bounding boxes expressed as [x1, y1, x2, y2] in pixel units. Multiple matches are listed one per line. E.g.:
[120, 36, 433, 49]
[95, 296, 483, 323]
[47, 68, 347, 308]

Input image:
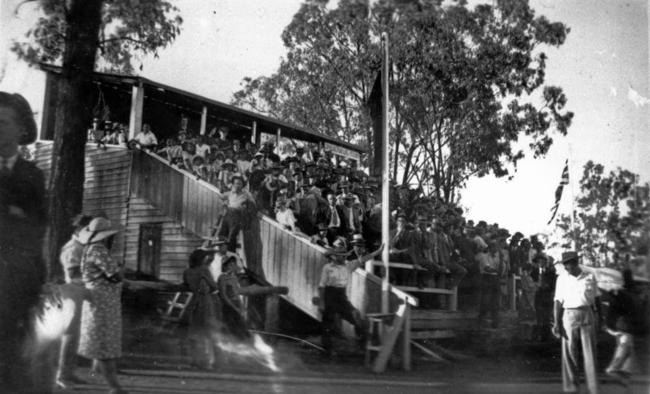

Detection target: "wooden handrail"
[130, 149, 226, 238]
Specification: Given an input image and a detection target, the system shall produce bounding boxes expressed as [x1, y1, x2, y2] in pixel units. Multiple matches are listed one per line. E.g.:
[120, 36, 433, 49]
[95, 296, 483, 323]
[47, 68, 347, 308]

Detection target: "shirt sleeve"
[319, 264, 329, 288]
[553, 274, 565, 303]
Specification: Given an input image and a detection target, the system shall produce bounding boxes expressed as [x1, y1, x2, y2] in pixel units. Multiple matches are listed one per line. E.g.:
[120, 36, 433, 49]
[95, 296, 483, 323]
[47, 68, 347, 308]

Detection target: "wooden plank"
[402, 304, 411, 371]
[372, 303, 406, 373]
[396, 286, 455, 295]
[410, 330, 457, 340]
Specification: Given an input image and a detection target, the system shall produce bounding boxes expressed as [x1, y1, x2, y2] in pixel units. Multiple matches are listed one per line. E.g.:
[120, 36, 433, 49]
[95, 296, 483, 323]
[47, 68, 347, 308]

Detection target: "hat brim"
[80, 229, 119, 244]
[324, 249, 349, 258]
[561, 255, 580, 264]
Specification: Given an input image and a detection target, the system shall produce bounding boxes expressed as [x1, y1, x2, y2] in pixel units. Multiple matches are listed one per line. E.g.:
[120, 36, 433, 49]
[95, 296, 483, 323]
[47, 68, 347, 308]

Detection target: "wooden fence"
[243, 214, 417, 320]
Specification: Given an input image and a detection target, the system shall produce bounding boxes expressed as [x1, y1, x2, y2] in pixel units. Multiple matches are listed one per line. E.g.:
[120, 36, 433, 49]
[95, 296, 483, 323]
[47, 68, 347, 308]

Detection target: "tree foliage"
[232, 0, 573, 202]
[557, 161, 650, 267]
[11, 0, 182, 279]
[12, 0, 183, 73]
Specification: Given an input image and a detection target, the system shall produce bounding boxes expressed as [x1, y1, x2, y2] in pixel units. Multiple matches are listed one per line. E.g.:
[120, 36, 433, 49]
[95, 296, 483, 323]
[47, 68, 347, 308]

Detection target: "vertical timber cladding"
[33, 142, 132, 263]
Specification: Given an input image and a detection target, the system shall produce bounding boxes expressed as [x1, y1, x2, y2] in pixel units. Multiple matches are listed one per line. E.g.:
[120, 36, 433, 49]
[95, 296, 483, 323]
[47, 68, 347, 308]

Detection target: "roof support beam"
[200, 105, 207, 135]
[128, 83, 144, 140]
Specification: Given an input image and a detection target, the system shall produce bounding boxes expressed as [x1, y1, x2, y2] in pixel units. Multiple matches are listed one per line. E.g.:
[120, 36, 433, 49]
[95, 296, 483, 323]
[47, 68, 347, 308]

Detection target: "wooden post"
[380, 33, 390, 315]
[251, 121, 257, 144]
[372, 303, 405, 373]
[401, 303, 411, 371]
[199, 106, 207, 135]
[276, 127, 281, 154]
[449, 286, 458, 312]
[264, 294, 280, 335]
[128, 83, 144, 140]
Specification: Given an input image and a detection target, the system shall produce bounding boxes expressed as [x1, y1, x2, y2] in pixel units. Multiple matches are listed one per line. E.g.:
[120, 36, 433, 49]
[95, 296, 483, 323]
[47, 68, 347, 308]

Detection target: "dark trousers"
[218, 208, 246, 252]
[478, 274, 500, 327]
[322, 287, 365, 353]
[0, 251, 48, 392]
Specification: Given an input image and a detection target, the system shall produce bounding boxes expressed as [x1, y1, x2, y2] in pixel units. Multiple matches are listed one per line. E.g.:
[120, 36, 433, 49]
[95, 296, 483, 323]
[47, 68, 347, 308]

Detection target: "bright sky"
[1, 0, 648, 241]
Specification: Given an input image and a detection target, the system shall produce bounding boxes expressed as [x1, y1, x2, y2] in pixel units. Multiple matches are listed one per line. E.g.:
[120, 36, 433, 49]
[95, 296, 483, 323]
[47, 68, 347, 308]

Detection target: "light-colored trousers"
[57, 283, 87, 380]
[561, 308, 598, 394]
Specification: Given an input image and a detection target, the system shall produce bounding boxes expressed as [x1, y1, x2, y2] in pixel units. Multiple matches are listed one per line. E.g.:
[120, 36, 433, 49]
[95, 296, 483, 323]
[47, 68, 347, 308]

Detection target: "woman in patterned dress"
[77, 217, 127, 394]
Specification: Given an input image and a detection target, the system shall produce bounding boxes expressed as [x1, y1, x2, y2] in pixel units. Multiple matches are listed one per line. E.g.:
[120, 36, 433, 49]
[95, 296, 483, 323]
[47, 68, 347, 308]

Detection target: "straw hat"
[78, 217, 120, 244]
[325, 238, 348, 258]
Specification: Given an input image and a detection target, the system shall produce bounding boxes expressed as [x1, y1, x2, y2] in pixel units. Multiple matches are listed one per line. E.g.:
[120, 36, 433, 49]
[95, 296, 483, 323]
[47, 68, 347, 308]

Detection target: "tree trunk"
[46, 0, 103, 279]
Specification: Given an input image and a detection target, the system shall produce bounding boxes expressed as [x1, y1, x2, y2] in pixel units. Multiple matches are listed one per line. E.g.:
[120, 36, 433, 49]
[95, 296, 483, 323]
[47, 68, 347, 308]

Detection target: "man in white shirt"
[134, 123, 158, 149]
[317, 238, 380, 356]
[553, 251, 601, 394]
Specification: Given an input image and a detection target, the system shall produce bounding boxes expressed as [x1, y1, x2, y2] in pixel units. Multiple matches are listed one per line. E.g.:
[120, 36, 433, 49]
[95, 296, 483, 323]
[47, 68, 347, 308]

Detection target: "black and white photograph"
[0, 0, 649, 393]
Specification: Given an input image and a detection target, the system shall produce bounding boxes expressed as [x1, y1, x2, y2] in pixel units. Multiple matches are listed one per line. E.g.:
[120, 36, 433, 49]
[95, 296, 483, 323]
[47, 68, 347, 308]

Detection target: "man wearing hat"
[317, 238, 372, 356]
[553, 251, 602, 394]
[338, 193, 362, 238]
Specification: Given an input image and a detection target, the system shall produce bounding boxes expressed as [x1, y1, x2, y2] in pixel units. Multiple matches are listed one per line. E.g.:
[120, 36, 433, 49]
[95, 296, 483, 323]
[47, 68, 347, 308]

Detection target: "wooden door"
[138, 223, 162, 278]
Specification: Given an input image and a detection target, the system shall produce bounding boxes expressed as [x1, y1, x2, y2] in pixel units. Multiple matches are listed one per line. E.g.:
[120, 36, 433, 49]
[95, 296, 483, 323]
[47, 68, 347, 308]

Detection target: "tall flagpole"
[380, 32, 390, 314]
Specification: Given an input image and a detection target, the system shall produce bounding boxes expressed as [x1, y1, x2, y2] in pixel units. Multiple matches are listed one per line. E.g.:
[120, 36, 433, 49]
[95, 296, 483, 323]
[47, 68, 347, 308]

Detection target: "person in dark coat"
[0, 92, 48, 392]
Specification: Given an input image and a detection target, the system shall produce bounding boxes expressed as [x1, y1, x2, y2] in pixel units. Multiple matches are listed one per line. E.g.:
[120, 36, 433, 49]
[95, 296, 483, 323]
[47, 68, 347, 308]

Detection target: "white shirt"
[195, 144, 211, 158]
[208, 251, 243, 280]
[135, 131, 158, 146]
[328, 205, 341, 228]
[276, 209, 298, 231]
[554, 269, 600, 308]
[319, 262, 352, 288]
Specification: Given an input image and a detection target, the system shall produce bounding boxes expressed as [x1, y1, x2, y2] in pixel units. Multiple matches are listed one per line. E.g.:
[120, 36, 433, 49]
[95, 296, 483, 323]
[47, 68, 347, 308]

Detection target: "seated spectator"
[195, 135, 211, 159]
[213, 126, 232, 151]
[275, 199, 300, 233]
[134, 123, 158, 150]
[102, 123, 126, 146]
[158, 138, 183, 164]
[218, 159, 237, 193]
[311, 223, 331, 248]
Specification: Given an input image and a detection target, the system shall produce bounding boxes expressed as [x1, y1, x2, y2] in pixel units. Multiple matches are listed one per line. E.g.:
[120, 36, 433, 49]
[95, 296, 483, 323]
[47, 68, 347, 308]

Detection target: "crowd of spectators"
[112, 121, 560, 330]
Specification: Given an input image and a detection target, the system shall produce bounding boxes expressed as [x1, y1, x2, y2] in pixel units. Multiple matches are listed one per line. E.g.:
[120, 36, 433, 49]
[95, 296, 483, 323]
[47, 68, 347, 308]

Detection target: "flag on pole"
[367, 71, 382, 176]
[548, 159, 569, 224]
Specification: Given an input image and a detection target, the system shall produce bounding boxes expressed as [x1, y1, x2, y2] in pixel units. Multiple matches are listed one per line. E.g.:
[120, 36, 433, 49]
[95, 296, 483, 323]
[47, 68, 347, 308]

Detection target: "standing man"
[218, 174, 255, 252]
[318, 238, 380, 357]
[553, 251, 601, 394]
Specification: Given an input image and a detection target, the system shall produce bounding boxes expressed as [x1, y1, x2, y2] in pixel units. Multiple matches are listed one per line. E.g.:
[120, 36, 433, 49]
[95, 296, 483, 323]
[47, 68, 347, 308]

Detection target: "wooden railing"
[242, 214, 417, 319]
[130, 150, 225, 239]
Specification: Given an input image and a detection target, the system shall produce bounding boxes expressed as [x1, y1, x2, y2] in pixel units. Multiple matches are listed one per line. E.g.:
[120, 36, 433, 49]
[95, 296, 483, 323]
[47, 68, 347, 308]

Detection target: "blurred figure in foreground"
[0, 92, 48, 392]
